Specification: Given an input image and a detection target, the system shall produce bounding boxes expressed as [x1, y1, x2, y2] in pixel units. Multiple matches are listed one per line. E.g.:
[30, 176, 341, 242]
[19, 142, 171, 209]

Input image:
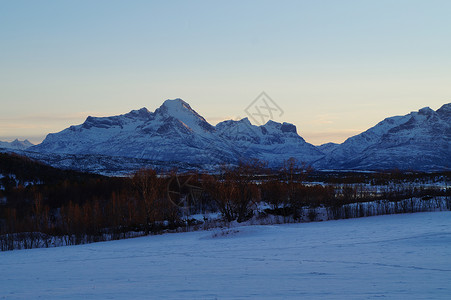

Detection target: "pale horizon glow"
[1, 1, 450, 146]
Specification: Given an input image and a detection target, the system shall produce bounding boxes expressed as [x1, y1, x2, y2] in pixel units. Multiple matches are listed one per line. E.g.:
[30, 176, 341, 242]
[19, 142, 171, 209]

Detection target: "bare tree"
[203, 160, 263, 222]
[280, 158, 311, 218]
[132, 169, 163, 234]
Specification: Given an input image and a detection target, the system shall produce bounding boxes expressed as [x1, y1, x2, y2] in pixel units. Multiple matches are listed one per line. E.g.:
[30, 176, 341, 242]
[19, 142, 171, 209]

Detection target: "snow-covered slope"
[28, 101, 451, 172]
[31, 99, 323, 169]
[315, 103, 451, 171]
[317, 142, 339, 155]
[0, 139, 34, 150]
[216, 118, 323, 167]
[2, 212, 450, 299]
[32, 100, 228, 165]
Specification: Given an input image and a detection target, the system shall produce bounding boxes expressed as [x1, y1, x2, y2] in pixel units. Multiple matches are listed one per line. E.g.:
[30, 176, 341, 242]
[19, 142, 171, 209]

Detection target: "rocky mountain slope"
[31, 99, 324, 170]
[315, 103, 450, 171]
[23, 100, 451, 173]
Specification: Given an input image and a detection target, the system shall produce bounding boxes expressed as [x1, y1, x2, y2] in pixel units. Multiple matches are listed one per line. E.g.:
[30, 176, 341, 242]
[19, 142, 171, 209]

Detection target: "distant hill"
[0, 139, 34, 150]
[0, 152, 101, 186]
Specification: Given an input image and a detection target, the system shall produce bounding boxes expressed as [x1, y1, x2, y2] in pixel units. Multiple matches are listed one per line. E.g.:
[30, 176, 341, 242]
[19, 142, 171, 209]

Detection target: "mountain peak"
[161, 98, 192, 111]
[158, 99, 195, 115]
[156, 99, 214, 133]
[262, 120, 297, 134]
[281, 122, 297, 134]
[235, 117, 252, 126]
[418, 107, 434, 115]
[438, 102, 451, 109]
[437, 103, 451, 114]
[215, 118, 254, 133]
[1, 139, 34, 150]
[128, 107, 151, 117]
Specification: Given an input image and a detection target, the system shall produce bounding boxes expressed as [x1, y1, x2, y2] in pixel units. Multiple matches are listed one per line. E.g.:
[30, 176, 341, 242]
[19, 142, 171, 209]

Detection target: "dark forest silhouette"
[0, 153, 449, 251]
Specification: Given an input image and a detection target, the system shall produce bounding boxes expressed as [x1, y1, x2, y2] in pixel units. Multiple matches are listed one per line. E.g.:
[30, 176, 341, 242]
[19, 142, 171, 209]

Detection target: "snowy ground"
[1, 212, 450, 299]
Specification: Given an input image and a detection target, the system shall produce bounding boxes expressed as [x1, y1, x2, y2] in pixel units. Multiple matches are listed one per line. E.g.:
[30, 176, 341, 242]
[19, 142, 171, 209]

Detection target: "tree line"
[0, 154, 449, 251]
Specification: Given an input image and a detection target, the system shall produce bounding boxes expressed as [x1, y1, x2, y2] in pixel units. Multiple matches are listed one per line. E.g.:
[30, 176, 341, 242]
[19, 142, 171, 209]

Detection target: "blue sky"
[1, 0, 450, 145]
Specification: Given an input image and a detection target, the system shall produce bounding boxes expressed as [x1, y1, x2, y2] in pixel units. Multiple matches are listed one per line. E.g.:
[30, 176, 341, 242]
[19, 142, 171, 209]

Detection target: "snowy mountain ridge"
[0, 139, 34, 150]
[26, 100, 451, 173]
[314, 103, 450, 170]
[31, 99, 323, 169]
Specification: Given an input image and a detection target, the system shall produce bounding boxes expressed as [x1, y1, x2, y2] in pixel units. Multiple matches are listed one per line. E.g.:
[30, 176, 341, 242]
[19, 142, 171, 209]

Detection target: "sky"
[1, 0, 450, 145]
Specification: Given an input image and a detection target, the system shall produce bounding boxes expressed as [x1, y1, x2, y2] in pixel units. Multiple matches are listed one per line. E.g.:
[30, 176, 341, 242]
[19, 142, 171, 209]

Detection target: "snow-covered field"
[1, 212, 450, 299]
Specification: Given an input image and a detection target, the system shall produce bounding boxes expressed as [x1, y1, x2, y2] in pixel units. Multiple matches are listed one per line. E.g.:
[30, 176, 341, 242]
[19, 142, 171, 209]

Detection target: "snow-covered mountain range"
[17, 100, 451, 173]
[30, 99, 324, 170]
[314, 103, 450, 171]
[0, 139, 34, 150]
